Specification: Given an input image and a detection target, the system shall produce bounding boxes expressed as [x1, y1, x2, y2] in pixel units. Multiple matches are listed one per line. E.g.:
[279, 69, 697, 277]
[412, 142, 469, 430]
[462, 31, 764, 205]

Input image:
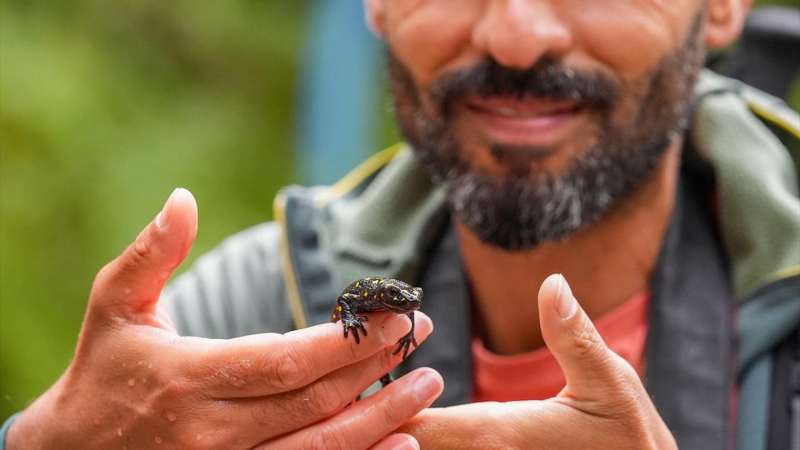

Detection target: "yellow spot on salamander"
[338, 306, 342, 311]
[381, 293, 385, 297]
[356, 282, 360, 287]
[363, 292, 368, 297]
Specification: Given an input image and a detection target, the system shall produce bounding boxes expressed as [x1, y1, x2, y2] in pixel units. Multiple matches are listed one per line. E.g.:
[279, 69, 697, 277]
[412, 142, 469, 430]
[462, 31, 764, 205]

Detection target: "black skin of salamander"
[331, 277, 422, 387]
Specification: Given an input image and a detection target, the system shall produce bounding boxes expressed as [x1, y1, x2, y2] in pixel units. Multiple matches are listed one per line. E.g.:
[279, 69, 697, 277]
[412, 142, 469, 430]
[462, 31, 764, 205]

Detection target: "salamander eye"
[387, 286, 399, 297]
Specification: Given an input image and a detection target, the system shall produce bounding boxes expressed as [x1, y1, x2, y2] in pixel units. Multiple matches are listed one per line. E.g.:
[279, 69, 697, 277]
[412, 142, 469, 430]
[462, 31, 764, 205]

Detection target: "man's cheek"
[387, 11, 476, 85]
[572, 8, 677, 81]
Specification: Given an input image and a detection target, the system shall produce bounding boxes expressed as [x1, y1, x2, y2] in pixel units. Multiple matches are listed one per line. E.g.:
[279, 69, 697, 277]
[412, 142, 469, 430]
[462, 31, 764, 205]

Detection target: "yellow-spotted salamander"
[332, 277, 422, 387]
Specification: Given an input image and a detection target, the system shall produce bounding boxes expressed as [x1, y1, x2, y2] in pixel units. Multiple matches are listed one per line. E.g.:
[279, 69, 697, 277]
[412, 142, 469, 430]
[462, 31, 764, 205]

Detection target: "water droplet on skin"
[128, 379, 135, 387]
[138, 361, 143, 366]
[148, 363, 153, 369]
[167, 412, 177, 422]
[117, 428, 122, 436]
[123, 287, 132, 295]
[196, 434, 203, 441]
[154, 436, 163, 444]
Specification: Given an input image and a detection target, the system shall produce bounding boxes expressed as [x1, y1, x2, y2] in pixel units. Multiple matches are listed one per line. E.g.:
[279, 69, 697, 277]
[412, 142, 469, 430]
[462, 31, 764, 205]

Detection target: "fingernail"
[380, 314, 412, 345]
[391, 437, 420, 450]
[156, 188, 181, 229]
[412, 370, 442, 404]
[555, 274, 577, 320]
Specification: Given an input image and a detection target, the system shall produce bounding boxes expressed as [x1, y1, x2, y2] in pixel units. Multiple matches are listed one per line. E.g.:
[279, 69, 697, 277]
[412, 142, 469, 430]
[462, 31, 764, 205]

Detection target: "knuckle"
[614, 355, 640, 383]
[602, 354, 645, 399]
[88, 264, 116, 311]
[307, 381, 345, 416]
[376, 395, 410, 426]
[376, 403, 404, 427]
[130, 238, 152, 265]
[572, 318, 605, 359]
[92, 262, 114, 291]
[250, 400, 277, 426]
[302, 425, 349, 450]
[600, 370, 650, 419]
[263, 342, 310, 390]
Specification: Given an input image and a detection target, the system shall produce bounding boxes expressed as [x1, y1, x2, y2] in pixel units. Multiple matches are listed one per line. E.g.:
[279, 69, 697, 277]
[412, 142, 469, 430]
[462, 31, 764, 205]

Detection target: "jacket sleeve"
[161, 222, 295, 339]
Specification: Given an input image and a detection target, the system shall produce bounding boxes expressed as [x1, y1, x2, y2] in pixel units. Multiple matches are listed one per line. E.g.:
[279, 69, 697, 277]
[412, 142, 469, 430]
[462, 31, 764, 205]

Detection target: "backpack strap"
[645, 151, 736, 450]
[767, 322, 800, 449]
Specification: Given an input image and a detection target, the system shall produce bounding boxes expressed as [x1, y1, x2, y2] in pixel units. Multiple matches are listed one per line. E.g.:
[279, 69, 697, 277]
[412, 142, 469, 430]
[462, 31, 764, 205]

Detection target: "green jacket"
[161, 70, 799, 450]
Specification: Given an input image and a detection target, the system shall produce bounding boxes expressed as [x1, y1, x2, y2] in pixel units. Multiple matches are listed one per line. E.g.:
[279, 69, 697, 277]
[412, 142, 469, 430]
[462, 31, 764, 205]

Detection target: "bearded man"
[3, 1, 798, 449]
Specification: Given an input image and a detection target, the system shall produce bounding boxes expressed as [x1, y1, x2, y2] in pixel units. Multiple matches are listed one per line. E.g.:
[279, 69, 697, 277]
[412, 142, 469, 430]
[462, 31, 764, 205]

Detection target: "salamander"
[332, 276, 422, 387]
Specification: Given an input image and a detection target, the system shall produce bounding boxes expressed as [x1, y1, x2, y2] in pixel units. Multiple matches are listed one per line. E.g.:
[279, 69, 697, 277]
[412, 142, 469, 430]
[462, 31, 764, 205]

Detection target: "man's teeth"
[490, 106, 568, 118]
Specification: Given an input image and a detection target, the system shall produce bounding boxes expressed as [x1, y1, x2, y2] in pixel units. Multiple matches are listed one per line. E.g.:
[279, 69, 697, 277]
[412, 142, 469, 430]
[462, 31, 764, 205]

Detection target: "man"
[3, 0, 798, 449]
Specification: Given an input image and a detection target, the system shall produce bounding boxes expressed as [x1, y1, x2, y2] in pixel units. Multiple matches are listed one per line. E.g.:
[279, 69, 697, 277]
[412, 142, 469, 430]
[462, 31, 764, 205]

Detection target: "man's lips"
[464, 96, 586, 146]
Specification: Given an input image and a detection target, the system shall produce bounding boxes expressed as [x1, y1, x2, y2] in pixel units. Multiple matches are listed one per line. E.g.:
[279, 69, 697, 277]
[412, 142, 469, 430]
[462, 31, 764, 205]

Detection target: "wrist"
[5, 377, 70, 450]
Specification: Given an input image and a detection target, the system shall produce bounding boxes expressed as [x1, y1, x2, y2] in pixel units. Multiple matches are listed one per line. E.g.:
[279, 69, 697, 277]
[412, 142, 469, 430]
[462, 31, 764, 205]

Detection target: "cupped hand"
[401, 274, 676, 449]
[6, 188, 442, 450]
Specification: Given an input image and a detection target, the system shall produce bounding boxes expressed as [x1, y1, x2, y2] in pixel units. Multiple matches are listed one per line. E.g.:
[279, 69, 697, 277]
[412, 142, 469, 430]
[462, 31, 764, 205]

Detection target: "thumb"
[91, 188, 197, 319]
[538, 274, 636, 401]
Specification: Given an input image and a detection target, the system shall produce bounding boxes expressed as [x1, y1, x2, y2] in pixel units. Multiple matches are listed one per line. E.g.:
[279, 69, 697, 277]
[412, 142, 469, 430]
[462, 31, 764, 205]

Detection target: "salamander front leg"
[337, 294, 369, 344]
[393, 311, 417, 360]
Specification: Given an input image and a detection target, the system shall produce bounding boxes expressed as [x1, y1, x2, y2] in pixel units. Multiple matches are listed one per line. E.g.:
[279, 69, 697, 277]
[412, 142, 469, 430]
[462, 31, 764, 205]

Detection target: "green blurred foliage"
[1, 0, 798, 424]
[1, 0, 307, 420]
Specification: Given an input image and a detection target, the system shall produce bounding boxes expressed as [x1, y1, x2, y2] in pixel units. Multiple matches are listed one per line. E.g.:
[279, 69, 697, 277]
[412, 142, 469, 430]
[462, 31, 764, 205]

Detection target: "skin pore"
[367, 0, 729, 355]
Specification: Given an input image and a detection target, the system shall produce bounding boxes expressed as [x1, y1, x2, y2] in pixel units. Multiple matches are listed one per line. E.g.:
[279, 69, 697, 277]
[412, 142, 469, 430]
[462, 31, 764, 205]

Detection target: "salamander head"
[379, 279, 422, 313]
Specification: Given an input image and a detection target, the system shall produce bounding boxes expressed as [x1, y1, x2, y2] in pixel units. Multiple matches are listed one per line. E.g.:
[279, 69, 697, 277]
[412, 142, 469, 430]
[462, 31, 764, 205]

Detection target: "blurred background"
[1, 0, 798, 422]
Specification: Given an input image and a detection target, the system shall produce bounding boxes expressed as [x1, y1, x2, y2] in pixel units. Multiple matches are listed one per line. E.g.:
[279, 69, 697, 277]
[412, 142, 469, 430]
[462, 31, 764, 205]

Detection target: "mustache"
[430, 57, 620, 116]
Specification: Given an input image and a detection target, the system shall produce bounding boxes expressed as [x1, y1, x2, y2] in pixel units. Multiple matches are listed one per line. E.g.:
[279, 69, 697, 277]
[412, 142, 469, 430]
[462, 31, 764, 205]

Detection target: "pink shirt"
[472, 292, 649, 402]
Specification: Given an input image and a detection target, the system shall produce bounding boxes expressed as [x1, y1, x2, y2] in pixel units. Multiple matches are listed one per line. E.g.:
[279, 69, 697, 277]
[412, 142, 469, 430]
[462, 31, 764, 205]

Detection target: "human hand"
[400, 274, 676, 449]
[6, 188, 442, 450]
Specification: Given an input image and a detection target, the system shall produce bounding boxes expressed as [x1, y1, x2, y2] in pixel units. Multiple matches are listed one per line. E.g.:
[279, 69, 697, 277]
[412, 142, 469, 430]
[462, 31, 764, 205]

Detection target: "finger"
[257, 368, 444, 450]
[538, 274, 638, 401]
[91, 188, 197, 318]
[230, 315, 433, 443]
[401, 403, 530, 449]
[368, 433, 420, 450]
[195, 312, 429, 398]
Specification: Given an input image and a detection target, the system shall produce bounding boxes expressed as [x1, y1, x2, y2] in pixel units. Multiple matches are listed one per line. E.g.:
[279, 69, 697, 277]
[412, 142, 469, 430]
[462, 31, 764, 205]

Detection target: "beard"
[388, 15, 706, 251]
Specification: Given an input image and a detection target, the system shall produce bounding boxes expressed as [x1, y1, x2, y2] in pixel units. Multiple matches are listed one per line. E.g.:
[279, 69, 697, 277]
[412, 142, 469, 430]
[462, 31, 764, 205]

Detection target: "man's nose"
[472, 0, 572, 69]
